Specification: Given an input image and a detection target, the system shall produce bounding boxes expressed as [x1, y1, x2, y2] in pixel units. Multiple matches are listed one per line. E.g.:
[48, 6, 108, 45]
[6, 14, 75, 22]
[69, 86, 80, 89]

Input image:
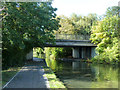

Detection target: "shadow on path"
[3, 58, 50, 89]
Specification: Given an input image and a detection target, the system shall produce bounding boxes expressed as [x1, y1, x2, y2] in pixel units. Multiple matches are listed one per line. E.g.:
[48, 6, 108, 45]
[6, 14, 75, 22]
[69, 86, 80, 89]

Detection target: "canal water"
[45, 58, 118, 88]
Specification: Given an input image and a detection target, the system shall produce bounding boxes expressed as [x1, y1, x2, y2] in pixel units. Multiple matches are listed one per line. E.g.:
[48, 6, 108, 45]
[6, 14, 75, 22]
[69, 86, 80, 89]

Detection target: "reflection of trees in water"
[94, 65, 118, 81]
[46, 58, 118, 87]
[91, 64, 118, 88]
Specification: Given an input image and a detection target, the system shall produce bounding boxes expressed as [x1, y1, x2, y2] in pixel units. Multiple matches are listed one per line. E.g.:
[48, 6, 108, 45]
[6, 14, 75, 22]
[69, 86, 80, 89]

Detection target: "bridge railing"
[55, 34, 90, 40]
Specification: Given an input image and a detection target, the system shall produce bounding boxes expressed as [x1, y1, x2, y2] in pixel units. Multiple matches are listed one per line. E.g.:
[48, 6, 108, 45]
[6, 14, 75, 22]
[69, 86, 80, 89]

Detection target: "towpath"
[3, 58, 50, 89]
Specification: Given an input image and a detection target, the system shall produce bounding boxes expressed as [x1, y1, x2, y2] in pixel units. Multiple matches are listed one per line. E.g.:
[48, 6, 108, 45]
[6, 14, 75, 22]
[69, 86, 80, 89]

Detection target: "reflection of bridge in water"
[27, 34, 97, 60]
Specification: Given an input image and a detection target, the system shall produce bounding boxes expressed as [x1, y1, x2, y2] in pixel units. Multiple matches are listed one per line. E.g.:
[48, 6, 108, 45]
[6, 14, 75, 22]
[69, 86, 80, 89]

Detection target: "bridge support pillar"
[86, 47, 91, 58]
[91, 47, 96, 58]
[81, 47, 86, 59]
[72, 47, 80, 58]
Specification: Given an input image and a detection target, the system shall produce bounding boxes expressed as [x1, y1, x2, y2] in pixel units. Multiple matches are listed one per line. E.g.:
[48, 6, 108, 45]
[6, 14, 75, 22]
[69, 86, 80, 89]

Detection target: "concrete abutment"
[72, 47, 96, 59]
[72, 47, 80, 58]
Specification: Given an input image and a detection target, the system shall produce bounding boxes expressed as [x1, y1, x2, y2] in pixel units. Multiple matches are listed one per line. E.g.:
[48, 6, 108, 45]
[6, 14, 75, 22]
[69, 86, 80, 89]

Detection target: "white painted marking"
[2, 66, 25, 89]
[40, 66, 50, 88]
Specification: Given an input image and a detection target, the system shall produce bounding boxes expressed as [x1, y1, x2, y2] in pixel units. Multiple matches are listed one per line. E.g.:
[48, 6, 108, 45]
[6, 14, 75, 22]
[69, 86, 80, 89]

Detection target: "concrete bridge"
[45, 39, 96, 47]
[45, 39, 96, 59]
[26, 34, 97, 60]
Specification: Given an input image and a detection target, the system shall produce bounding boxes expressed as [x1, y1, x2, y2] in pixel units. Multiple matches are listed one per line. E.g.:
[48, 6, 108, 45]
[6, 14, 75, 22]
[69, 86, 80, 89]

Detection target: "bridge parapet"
[55, 34, 90, 40]
[46, 39, 96, 47]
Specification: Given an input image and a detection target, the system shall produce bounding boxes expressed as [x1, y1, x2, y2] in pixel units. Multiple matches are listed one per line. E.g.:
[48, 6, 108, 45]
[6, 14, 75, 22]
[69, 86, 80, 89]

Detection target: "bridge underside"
[45, 40, 97, 59]
[27, 40, 97, 60]
[72, 47, 96, 59]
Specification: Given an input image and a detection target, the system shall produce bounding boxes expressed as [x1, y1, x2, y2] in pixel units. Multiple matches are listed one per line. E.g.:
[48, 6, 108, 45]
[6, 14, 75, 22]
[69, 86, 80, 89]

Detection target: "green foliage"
[105, 6, 120, 17]
[2, 46, 26, 69]
[55, 13, 98, 35]
[55, 15, 74, 34]
[33, 47, 44, 58]
[45, 47, 72, 60]
[90, 15, 119, 63]
[2, 2, 59, 69]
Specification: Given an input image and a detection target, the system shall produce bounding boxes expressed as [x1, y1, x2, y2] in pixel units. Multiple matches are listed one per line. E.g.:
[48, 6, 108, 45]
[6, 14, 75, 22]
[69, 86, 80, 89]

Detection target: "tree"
[56, 13, 98, 35]
[2, 2, 59, 69]
[90, 6, 120, 64]
[55, 15, 74, 34]
[105, 6, 120, 17]
[90, 15, 119, 63]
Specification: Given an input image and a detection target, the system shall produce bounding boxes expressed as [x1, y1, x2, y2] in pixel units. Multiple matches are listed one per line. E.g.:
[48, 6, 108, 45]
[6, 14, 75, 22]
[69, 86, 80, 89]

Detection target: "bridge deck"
[46, 39, 96, 47]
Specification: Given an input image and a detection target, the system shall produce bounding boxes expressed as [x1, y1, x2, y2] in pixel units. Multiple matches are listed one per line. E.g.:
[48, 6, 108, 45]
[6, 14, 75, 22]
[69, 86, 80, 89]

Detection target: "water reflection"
[45, 58, 118, 88]
[72, 62, 80, 71]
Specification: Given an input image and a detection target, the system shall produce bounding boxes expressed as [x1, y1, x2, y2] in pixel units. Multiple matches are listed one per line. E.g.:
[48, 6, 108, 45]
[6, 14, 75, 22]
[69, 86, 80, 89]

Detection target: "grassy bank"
[2, 67, 21, 87]
[43, 66, 66, 89]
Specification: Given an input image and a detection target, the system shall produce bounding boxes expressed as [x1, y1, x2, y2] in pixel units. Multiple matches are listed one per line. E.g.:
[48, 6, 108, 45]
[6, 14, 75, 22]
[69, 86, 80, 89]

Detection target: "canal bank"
[43, 66, 66, 88]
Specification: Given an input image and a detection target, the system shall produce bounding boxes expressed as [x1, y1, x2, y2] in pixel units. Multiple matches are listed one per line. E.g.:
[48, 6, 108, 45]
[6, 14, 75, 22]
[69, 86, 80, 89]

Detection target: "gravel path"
[3, 58, 50, 89]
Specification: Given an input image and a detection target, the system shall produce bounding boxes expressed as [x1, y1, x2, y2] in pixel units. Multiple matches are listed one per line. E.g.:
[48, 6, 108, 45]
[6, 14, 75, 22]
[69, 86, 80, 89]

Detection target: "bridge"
[45, 39, 96, 47]
[46, 34, 96, 47]
[26, 34, 97, 60]
[45, 34, 97, 59]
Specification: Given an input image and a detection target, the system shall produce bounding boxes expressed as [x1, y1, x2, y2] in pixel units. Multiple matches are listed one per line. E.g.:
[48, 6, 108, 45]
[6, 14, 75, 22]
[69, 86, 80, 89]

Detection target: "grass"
[43, 66, 66, 89]
[2, 67, 21, 87]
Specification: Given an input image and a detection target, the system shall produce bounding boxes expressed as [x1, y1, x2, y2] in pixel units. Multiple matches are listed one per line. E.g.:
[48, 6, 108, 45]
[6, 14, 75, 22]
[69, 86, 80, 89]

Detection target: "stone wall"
[26, 50, 33, 60]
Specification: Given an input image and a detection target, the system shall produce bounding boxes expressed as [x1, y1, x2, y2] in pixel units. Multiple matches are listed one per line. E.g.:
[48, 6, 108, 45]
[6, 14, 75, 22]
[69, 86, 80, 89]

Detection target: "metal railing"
[55, 34, 90, 40]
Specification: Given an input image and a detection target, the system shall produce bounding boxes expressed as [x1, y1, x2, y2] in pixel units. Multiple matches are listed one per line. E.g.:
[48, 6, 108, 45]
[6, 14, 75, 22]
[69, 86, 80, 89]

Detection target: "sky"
[52, 0, 120, 17]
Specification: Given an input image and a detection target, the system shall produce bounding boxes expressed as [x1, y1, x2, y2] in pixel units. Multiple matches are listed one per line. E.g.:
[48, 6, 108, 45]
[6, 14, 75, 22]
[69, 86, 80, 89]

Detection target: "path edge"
[2, 65, 25, 89]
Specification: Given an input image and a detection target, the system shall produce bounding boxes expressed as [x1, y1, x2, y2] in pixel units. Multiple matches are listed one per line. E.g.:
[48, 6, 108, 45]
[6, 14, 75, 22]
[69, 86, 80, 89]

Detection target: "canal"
[45, 58, 118, 88]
